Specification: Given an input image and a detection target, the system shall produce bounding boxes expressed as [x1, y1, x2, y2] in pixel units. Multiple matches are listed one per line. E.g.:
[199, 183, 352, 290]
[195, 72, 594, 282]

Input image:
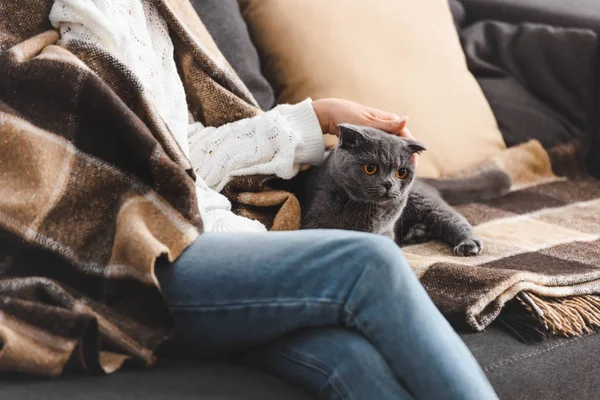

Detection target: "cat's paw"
[454, 237, 483, 256]
[402, 223, 429, 244]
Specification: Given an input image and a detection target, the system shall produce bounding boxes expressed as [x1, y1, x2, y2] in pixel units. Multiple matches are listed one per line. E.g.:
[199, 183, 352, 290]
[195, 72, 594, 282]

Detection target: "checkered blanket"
[404, 140, 600, 339]
[0, 0, 298, 378]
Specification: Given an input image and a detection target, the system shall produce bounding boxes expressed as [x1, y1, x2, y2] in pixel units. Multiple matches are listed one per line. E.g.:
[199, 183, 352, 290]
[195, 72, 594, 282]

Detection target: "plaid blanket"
[404, 140, 600, 339]
[2, 0, 597, 380]
[0, 0, 299, 377]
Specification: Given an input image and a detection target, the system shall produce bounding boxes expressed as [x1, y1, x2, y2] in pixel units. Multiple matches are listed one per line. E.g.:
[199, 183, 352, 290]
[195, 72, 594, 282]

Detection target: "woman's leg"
[243, 327, 413, 400]
[155, 230, 497, 400]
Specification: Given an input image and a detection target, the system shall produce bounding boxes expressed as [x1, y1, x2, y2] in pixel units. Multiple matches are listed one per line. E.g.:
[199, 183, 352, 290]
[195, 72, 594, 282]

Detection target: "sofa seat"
[0, 360, 312, 400]
[462, 326, 600, 399]
[2, 325, 600, 400]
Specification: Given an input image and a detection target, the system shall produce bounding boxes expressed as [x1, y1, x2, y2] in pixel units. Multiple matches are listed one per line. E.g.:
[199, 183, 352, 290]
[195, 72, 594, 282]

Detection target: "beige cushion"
[239, 0, 506, 177]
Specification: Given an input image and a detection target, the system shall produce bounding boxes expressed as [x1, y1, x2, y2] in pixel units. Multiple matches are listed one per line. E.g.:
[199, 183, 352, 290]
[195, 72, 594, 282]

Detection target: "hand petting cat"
[311, 98, 419, 167]
[299, 125, 512, 256]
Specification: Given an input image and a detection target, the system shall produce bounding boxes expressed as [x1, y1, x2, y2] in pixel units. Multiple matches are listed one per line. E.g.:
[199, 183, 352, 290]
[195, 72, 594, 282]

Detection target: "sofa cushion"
[449, 0, 467, 28]
[190, 0, 275, 110]
[460, 20, 597, 149]
[239, 0, 506, 178]
[458, 0, 600, 177]
[461, 326, 600, 400]
[459, 0, 600, 30]
[2, 327, 600, 400]
[0, 360, 312, 400]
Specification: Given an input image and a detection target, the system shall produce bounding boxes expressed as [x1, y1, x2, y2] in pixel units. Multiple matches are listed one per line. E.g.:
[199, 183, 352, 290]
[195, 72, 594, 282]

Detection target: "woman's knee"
[331, 232, 421, 298]
[338, 232, 409, 271]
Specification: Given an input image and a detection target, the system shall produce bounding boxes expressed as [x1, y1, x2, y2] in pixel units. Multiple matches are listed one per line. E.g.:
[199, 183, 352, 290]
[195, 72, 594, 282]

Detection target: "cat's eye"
[363, 164, 378, 175]
[396, 168, 408, 179]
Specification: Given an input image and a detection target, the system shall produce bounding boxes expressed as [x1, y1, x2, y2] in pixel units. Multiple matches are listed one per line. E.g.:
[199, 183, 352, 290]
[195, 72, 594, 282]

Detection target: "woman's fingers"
[364, 109, 418, 166]
[365, 105, 407, 134]
[404, 129, 420, 167]
[412, 153, 420, 168]
[366, 117, 420, 167]
[398, 127, 420, 167]
[399, 126, 416, 139]
[365, 105, 400, 121]
[367, 115, 408, 135]
[311, 99, 420, 168]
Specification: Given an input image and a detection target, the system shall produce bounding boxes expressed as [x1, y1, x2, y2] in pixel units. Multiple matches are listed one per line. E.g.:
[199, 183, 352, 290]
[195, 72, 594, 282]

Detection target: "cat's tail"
[421, 169, 512, 205]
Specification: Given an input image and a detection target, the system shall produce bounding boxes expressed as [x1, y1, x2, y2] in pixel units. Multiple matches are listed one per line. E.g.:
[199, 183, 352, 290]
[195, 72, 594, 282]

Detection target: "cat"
[300, 124, 511, 256]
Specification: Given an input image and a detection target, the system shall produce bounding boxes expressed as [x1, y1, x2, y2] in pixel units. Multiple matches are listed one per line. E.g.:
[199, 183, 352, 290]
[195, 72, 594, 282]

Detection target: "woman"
[50, 1, 497, 399]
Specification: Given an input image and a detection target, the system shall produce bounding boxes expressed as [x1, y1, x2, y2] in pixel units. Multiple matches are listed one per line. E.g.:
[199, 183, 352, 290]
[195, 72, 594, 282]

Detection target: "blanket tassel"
[510, 292, 600, 339]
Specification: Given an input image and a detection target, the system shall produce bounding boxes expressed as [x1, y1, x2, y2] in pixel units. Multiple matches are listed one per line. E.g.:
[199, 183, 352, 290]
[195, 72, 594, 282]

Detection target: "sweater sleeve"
[188, 98, 325, 192]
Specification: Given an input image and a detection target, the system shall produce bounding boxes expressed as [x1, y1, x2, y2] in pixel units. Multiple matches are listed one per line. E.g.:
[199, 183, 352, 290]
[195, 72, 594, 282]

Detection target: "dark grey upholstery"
[190, 0, 275, 111]
[463, 326, 600, 400]
[459, 0, 600, 177]
[459, 0, 600, 30]
[2, 1, 600, 399]
[448, 0, 466, 28]
[0, 360, 312, 400]
[2, 326, 600, 400]
[461, 21, 597, 149]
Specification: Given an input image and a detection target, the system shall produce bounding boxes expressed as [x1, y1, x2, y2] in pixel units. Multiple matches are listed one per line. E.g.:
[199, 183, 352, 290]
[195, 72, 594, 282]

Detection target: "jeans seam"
[168, 297, 345, 310]
[265, 347, 351, 400]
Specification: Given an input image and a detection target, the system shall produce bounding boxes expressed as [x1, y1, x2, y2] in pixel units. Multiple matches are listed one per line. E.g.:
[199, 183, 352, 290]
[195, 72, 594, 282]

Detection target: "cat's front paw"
[402, 223, 429, 244]
[454, 237, 483, 256]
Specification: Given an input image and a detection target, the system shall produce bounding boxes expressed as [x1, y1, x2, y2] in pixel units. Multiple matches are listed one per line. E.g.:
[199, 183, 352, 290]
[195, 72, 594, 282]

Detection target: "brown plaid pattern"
[403, 140, 600, 338]
[0, 0, 297, 377]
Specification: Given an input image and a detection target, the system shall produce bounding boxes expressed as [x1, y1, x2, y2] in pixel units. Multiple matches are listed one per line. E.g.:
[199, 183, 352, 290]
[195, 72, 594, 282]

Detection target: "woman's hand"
[311, 98, 419, 166]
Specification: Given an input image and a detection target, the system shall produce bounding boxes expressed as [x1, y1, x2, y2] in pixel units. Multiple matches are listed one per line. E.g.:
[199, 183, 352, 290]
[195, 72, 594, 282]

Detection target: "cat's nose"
[383, 182, 392, 191]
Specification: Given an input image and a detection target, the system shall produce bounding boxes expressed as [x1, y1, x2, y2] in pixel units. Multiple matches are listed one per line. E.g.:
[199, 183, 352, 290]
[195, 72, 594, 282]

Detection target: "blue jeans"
[155, 230, 497, 400]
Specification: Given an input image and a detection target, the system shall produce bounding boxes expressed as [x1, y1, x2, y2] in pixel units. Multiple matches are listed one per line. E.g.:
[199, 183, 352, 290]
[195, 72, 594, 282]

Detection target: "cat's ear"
[405, 139, 426, 154]
[338, 124, 368, 149]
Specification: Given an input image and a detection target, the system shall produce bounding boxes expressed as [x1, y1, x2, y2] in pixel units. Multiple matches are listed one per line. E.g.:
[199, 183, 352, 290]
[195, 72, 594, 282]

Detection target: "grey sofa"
[3, 326, 600, 400]
[2, 1, 600, 399]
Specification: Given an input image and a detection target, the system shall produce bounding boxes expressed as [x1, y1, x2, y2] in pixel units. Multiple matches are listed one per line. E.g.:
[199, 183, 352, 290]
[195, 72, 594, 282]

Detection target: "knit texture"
[51, 0, 190, 155]
[189, 99, 324, 192]
[189, 99, 323, 231]
[51, 0, 324, 232]
[0, 0, 303, 377]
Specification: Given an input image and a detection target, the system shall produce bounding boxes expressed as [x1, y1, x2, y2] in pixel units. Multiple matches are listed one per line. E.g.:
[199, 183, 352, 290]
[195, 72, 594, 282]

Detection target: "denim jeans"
[155, 230, 497, 400]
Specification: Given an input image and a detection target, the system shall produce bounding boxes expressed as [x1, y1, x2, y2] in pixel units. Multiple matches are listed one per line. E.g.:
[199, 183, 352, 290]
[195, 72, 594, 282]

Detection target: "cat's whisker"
[368, 202, 375, 229]
[340, 198, 353, 228]
[356, 202, 370, 231]
[352, 202, 364, 231]
[362, 202, 370, 230]
[399, 219, 403, 242]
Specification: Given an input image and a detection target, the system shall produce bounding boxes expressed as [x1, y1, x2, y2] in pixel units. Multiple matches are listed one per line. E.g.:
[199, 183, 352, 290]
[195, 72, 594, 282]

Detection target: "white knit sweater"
[50, 0, 325, 232]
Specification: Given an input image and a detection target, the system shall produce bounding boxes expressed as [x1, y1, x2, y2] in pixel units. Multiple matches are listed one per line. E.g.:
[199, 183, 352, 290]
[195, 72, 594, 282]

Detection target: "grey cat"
[300, 124, 511, 256]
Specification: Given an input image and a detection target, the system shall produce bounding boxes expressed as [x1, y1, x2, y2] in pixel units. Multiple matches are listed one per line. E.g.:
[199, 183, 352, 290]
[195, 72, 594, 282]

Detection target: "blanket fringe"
[497, 293, 600, 341]
[497, 299, 549, 341]
[515, 292, 600, 338]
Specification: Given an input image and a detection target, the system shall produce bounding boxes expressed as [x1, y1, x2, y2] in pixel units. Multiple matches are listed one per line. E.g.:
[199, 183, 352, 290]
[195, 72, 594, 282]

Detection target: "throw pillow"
[191, 0, 275, 110]
[239, 0, 506, 177]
